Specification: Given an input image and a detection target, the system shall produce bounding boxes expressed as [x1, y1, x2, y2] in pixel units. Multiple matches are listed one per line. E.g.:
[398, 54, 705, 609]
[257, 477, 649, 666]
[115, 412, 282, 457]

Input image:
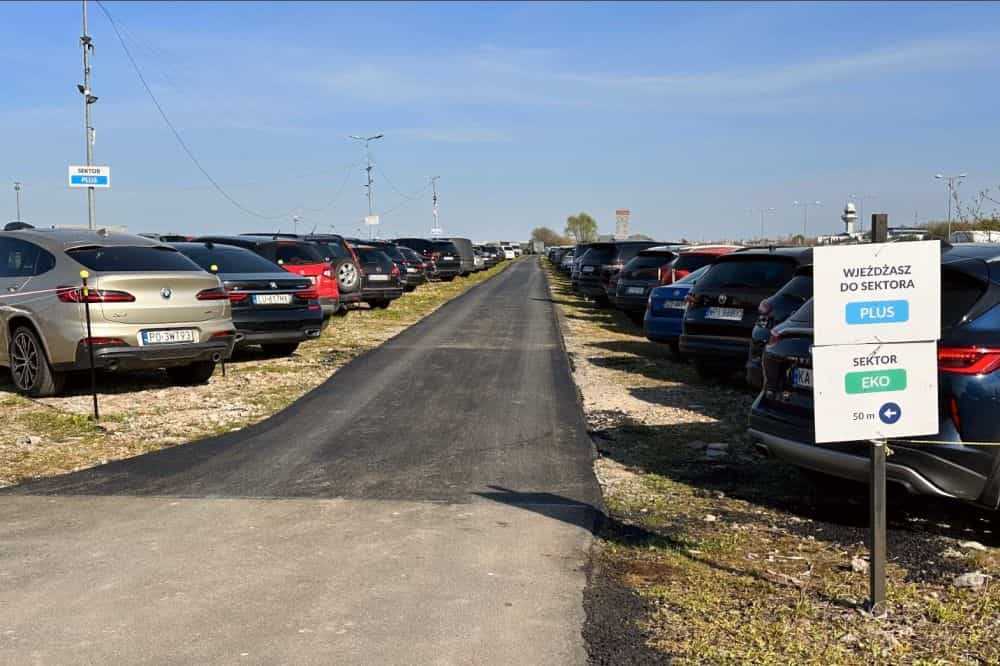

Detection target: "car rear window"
[311, 240, 349, 260]
[67, 245, 202, 272]
[673, 252, 721, 273]
[789, 299, 814, 324]
[675, 264, 710, 285]
[432, 241, 459, 255]
[356, 248, 393, 267]
[177, 246, 281, 274]
[623, 255, 674, 279]
[942, 268, 989, 328]
[616, 243, 659, 263]
[583, 245, 614, 264]
[379, 245, 405, 261]
[274, 242, 328, 265]
[697, 257, 797, 291]
[775, 274, 813, 304]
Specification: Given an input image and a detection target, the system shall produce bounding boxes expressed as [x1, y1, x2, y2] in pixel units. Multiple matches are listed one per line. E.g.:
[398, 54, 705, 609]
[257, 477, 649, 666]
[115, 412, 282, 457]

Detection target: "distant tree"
[531, 226, 571, 246]
[564, 212, 598, 243]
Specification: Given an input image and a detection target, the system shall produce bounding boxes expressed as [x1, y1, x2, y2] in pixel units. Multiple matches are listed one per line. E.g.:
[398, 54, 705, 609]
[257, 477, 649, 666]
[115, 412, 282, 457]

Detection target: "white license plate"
[626, 286, 645, 295]
[443, 256, 454, 260]
[406, 267, 417, 273]
[792, 367, 813, 389]
[582, 266, 595, 273]
[664, 300, 687, 310]
[368, 274, 389, 282]
[141, 329, 197, 345]
[706, 307, 743, 321]
[253, 294, 292, 305]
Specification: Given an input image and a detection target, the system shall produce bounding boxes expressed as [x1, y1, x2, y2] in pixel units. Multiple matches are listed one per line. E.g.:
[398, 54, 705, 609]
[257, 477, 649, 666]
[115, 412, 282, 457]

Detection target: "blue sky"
[3, 1, 1000, 241]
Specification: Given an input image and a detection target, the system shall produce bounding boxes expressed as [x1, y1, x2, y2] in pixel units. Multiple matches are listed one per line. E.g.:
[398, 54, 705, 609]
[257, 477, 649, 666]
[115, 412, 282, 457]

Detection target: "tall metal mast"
[430, 176, 441, 235]
[79, 0, 98, 229]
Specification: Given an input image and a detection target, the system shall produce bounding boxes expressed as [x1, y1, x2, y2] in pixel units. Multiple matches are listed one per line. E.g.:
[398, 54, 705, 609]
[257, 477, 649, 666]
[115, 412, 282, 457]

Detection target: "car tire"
[9, 325, 65, 397]
[261, 342, 299, 357]
[376, 300, 391, 309]
[626, 311, 645, 326]
[404, 285, 416, 293]
[335, 259, 360, 295]
[441, 276, 455, 282]
[667, 341, 683, 360]
[166, 360, 216, 386]
[594, 295, 610, 307]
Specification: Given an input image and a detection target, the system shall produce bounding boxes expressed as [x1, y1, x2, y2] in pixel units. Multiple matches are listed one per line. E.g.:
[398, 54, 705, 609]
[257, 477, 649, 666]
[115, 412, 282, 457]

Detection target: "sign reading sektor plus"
[813, 241, 940, 346]
[811, 240, 941, 444]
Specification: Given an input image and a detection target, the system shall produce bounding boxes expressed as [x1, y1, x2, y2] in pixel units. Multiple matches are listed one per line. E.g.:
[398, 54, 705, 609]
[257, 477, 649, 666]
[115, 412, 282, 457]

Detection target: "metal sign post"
[80, 270, 99, 421]
[870, 439, 887, 613]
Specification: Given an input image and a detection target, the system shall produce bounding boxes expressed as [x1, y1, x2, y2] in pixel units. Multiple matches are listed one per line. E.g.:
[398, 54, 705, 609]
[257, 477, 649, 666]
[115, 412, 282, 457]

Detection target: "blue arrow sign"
[878, 402, 902, 425]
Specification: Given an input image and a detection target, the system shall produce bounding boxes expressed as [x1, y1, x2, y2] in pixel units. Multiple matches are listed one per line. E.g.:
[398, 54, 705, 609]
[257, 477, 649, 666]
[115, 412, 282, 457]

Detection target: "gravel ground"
[0, 262, 511, 487]
[542, 260, 1000, 665]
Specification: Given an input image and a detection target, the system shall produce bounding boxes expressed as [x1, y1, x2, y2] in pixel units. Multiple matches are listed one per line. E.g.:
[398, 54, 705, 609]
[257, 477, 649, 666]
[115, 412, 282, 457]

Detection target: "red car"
[194, 235, 341, 318]
[659, 245, 742, 285]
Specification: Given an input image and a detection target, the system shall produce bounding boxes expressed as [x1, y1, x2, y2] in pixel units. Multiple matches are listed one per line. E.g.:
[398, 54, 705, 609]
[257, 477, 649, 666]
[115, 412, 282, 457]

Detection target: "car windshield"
[274, 242, 328, 265]
[67, 245, 202, 272]
[177, 245, 282, 274]
[697, 257, 797, 290]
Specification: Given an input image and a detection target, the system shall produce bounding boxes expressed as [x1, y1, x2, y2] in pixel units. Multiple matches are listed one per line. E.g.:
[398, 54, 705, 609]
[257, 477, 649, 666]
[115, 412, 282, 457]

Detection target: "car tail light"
[79, 337, 126, 347]
[767, 330, 783, 347]
[391, 264, 400, 277]
[322, 268, 333, 279]
[58, 287, 135, 303]
[431, 252, 441, 262]
[227, 290, 250, 304]
[938, 346, 1000, 375]
[758, 300, 773, 317]
[685, 293, 698, 307]
[196, 287, 228, 301]
[210, 330, 236, 340]
[295, 287, 320, 300]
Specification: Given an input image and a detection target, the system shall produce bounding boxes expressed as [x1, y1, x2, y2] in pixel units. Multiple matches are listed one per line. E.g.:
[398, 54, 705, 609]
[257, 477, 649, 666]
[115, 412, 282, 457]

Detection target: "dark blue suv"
[749, 244, 1000, 512]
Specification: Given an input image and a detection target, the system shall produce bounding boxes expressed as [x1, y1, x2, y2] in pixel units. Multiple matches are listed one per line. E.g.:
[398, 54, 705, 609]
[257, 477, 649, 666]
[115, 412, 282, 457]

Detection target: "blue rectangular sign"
[845, 300, 909, 325]
[70, 175, 108, 186]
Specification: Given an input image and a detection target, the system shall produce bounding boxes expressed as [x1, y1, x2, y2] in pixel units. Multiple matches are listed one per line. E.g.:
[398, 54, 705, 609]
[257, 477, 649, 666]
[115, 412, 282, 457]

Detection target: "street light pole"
[13, 181, 22, 222]
[793, 200, 822, 244]
[935, 173, 967, 240]
[79, 0, 98, 230]
[430, 176, 441, 236]
[349, 133, 384, 240]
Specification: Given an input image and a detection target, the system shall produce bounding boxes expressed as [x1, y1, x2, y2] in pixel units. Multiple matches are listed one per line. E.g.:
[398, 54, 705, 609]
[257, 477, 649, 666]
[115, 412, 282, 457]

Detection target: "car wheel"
[376, 300, 391, 309]
[336, 260, 360, 292]
[166, 360, 216, 386]
[9, 326, 65, 397]
[260, 342, 300, 357]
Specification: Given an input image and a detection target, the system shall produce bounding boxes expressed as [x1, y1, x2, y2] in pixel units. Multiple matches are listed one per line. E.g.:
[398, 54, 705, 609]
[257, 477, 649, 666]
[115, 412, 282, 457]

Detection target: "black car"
[194, 235, 341, 318]
[394, 238, 462, 281]
[348, 239, 407, 283]
[680, 247, 812, 380]
[442, 237, 476, 276]
[350, 244, 404, 308]
[398, 246, 429, 291]
[613, 245, 681, 322]
[748, 245, 1000, 513]
[746, 265, 813, 389]
[173, 242, 324, 356]
[576, 241, 664, 305]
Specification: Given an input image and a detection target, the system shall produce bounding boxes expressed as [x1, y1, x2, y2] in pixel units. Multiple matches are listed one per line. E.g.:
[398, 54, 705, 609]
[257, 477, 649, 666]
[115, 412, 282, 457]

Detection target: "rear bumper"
[362, 286, 403, 301]
[432, 266, 460, 279]
[403, 272, 428, 287]
[643, 312, 682, 343]
[233, 309, 325, 345]
[578, 277, 606, 298]
[747, 426, 957, 499]
[319, 297, 341, 316]
[679, 334, 749, 361]
[615, 293, 649, 312]
[59, 337, 235, 372]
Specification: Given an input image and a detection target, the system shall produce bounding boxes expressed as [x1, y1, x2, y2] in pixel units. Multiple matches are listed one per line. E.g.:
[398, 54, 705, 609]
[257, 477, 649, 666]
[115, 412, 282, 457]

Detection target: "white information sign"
[813, 342, 939, 443]
[68, 165, 111, 188]
[813, 241, 940, 346]
[364, 215, 380, 226]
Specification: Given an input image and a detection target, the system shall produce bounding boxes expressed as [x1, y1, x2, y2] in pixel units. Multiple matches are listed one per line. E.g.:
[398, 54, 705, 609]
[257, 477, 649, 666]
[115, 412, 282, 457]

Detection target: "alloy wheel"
[11, 331, 40, 391]
[338, 262, 359, 290]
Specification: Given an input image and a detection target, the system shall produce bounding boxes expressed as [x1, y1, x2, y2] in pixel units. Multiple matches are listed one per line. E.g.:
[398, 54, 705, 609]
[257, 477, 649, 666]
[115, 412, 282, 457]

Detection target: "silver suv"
[0, 225, 237, 396]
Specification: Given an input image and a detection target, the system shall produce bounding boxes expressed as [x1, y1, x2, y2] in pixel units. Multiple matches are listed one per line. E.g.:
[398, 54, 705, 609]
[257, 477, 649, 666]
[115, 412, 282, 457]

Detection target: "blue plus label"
[879, 402, 902, 425]
[71, 175, 108, 185]
[845, 300, 909, 325]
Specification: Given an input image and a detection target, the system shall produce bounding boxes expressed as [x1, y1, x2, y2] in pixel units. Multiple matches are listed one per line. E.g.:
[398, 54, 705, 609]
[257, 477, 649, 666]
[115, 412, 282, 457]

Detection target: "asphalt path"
[0, 259, 602, 664]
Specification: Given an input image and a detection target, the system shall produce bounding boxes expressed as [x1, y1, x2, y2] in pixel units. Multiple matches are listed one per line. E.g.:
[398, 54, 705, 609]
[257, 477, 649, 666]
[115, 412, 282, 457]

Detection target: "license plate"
[443, 256, 454, 260]
[253, 294, 292, 305]
[582, 266, 595, 273]
[664, 300, 687, 310]
[141, 329, 197, 345]
[406, 267, 417, 273]
[368, 274, 389, 282]
[626, 286, 645, 295]
[792, 367, 813, 389]
[706, 307, 743, 321]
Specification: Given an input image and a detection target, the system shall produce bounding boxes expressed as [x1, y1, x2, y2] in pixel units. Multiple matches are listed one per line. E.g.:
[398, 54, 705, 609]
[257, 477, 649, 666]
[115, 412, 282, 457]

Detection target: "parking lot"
[544, 260, 1000, 663]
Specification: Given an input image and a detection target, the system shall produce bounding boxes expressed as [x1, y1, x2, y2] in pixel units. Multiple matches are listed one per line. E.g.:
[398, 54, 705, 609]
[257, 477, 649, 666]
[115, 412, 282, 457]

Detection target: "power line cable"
[96, 1, 300, 220]
[375, 164, 425, 201]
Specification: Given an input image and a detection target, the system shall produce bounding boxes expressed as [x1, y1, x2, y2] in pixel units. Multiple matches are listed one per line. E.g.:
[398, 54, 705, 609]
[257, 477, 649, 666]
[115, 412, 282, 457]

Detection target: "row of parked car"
[548, 240, 1000, 517]
[0, 222, 515, 397]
